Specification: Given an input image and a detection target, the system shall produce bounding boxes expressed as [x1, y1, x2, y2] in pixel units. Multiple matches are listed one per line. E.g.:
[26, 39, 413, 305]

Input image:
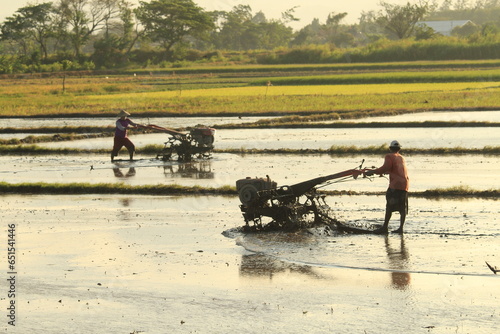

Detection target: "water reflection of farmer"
[365, 140, 409, 234]
[113, 167, 136, 178]
[385, 235, 411, 290]
[111, 110, 144, 162]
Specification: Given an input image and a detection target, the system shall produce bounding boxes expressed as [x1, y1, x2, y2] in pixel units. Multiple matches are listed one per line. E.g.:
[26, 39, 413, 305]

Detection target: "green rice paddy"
[1, 60, 499, 117]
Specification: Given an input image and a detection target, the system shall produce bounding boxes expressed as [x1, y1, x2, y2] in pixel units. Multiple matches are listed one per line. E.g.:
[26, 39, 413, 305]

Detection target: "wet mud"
[1, 195, 498, 333]
[1, 111, 499, 333]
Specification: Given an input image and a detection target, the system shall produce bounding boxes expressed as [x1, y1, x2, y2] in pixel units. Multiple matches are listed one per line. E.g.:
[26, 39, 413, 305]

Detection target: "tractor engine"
[236, 176, 277, 207]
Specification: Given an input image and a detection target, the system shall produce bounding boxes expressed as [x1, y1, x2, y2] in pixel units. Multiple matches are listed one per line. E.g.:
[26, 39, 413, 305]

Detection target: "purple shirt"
[115, 118, 136, 138]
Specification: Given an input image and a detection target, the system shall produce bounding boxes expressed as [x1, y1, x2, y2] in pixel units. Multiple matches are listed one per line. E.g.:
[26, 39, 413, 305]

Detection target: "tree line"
[1, 0, 500, 73]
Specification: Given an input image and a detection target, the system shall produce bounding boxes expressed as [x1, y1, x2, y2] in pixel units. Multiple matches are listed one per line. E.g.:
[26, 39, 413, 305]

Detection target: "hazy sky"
[0, 0, 412, 30]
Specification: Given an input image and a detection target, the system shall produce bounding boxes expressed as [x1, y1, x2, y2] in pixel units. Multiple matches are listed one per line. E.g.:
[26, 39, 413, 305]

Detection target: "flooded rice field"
[2, 110, 499, 129]
[3, 126, 499, 149]
[1, 111, 499, 333]
[0, 115, 268, 129]
[0, 153, 498, 193]
[340, 110, 500, 123]
[29, 125, 499, 150]
[28, 110, 499, 150]
[2, 194, 498, 333]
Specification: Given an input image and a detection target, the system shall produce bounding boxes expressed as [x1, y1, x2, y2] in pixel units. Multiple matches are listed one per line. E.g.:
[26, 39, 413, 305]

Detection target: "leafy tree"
[92, 0, 137, 67]
[0, 3, 55, 60]
[426, 0, 500, 25]
[118, 0, 139, 54]
[214, 5, 253, 50]
[292, 13, 356, 48]
[135, 0, 214, 60]
[213, 5, 293, 51]
[439, 0, 453, 11]
[322, 12, 355, 47]
[414, 23, 438, 40]
[256, 20, 293, 49]
[55, 0, 115, 58]
[358, 10, 386, 44]
[1, 14, 32, 57]
[376, 1, 431, 39]
[291, 18, 322, 46]
[281, 6, 300, 24]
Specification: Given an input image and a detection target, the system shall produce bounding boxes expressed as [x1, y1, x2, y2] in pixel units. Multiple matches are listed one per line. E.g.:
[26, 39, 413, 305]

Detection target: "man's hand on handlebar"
[364, 170, 375, 177]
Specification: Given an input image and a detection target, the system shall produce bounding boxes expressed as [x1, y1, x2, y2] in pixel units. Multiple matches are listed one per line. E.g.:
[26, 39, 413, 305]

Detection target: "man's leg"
[111, 137, 123, 162]
[383, 210, 392, 229]
[123, 138, 135, 161]
[392, 211, 406, 234]
[392, 191, 408, 233]
[374, 189, 393, 234]
[374, 210, 391, 234]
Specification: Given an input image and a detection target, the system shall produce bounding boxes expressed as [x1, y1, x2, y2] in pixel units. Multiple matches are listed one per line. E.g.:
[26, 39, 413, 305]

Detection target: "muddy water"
[1, 111, 499, 333]
[340, 110, 500, 123]
[1, 194, 498, 333]
[0, 116, 267, 129]
[2, 111, 499, 129]
[0, 153, 498, 192]
[3, 111, 499, 149]
[4, 126, 499, 150]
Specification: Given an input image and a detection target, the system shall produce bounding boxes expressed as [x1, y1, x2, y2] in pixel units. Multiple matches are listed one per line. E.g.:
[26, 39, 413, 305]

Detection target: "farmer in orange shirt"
[365, 140, 409, 234]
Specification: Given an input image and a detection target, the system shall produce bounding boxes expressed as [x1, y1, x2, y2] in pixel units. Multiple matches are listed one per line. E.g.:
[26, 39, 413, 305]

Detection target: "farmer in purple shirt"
[111, 110, 144, 162]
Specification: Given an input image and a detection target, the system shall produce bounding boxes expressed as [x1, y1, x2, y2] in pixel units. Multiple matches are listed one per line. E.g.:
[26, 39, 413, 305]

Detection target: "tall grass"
[1, 144, 498, 155]
[215, 146, 500, 155]
[349, 38, 500, 63]
[420, 186, 499, 198]
[0, 181, 235, 195]
[0, 181, 496, 198]
[259, 39, 500, 64]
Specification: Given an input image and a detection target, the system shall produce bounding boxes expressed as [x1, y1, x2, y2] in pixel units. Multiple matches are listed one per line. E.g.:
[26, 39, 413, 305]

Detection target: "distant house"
[417, 20, 472, 36]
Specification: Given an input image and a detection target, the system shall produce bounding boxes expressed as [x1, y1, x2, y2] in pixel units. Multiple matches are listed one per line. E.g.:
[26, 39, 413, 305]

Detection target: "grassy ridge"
[0, 181, 497, 198]
[0, 181, 234, 196]
[0, 133, 112, 145]
[216, 146, 500, 155]
[126, 60, 500, 75]
[216, 121, 500, 129]
[0, 126, 114, 134]
[1, 144, 498, 155]
[0, 121, 498, 135]
[251, 69, 500, 86]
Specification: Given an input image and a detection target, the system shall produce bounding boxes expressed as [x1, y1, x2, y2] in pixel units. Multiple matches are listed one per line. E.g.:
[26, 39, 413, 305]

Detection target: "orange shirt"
[373, 152, 409, 191]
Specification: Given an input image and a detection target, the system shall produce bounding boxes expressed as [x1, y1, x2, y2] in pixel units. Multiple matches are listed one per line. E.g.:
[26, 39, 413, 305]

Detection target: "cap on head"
[390, 140, 401, 148]
[118, 109, 130, 117]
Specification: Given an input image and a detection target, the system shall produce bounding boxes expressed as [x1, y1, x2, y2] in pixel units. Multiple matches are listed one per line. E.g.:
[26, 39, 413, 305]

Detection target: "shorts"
[112, 136, 135, 156]
[386, 188, 408, 214]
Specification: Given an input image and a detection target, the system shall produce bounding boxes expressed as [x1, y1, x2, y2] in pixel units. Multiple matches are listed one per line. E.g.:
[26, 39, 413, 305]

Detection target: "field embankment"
[0, 182, 496, 198]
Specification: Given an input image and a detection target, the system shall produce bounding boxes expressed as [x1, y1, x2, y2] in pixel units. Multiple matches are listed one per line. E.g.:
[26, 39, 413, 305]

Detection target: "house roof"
[417, 20, 472, 36]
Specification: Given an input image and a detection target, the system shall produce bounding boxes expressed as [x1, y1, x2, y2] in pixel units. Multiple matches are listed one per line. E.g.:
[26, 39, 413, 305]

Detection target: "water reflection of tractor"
[145, 124, 215, 162]
[236, 161, 376, 232]
[162, 161, 214, 179]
